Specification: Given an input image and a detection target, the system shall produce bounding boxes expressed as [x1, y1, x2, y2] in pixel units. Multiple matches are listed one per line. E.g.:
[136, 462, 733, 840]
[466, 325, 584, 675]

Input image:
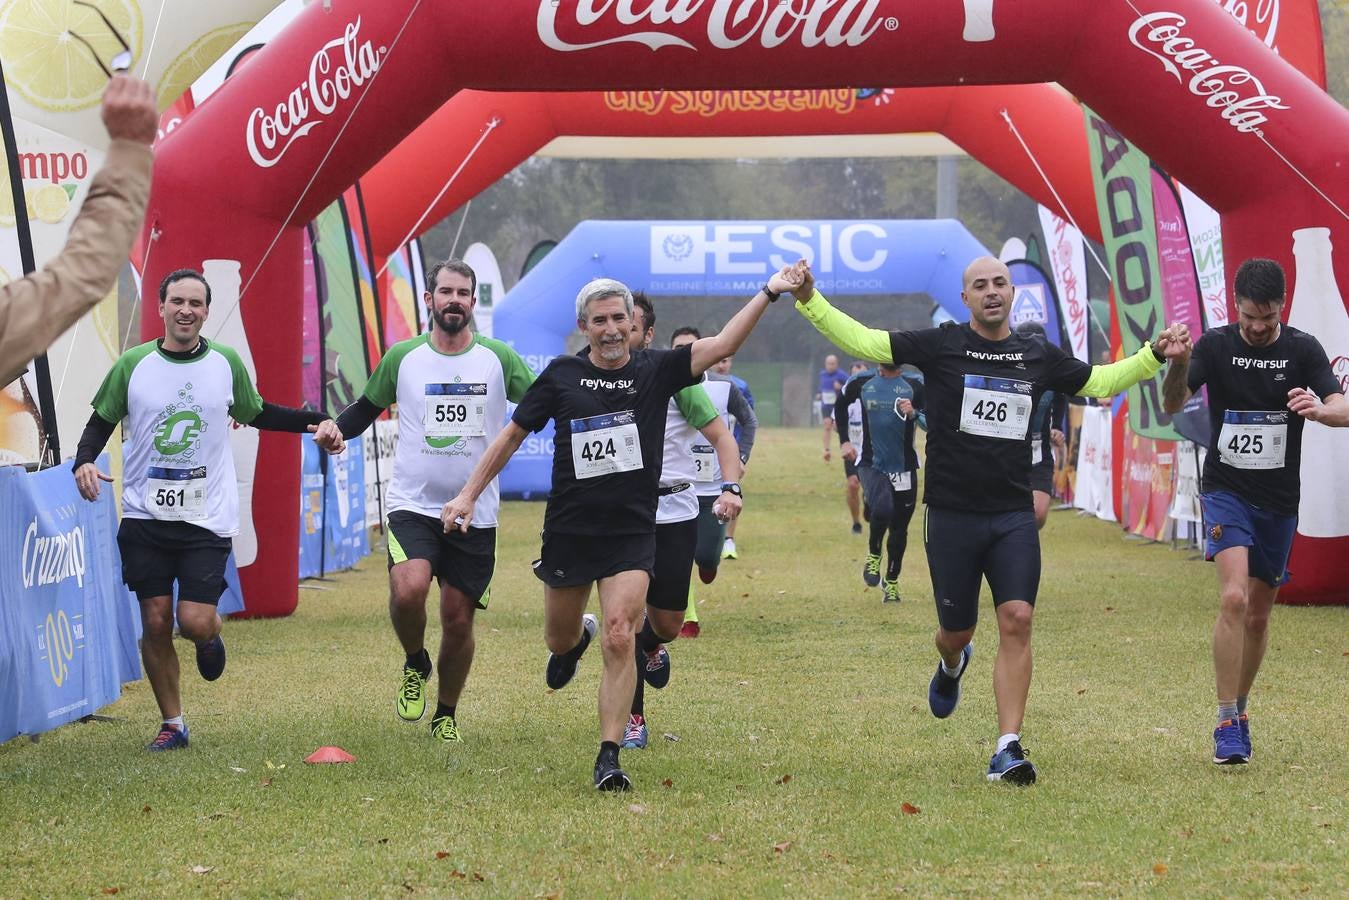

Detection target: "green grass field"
[2, 427, 1345, 897]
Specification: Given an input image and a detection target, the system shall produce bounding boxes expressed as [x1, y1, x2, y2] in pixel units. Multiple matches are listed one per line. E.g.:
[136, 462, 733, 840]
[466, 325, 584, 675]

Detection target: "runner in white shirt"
[312, 260, 533, 744]
[73, 269, 333, 752]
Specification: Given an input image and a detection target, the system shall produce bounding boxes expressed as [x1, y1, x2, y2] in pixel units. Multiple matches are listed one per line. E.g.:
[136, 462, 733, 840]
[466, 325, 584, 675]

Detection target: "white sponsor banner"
[1178, 184, 1228, 328]
[462, 242, 504, 338]
[1074, 405, 1116, 522]
[363, 416, 398, 529]
[1037, 205, 1090, 361]
[1169, 440, 1205, 525]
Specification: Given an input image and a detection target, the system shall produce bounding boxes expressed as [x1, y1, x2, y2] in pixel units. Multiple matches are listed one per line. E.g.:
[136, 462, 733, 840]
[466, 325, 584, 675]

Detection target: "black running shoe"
[546, 613, 597, 690]
[594, 757, 632, 792]
[195, 636, 226, 682]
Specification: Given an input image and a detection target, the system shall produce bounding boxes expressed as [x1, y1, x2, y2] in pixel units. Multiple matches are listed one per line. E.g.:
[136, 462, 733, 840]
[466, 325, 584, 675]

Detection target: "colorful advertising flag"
[1036, 205, 1090, 362]
[1084, 107, 1179, 441]
[1178, 183, 1228, 329]
[1006, 259, 1062, 349]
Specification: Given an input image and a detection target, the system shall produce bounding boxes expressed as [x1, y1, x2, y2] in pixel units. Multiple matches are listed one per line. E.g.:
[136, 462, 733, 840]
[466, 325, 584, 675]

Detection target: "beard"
[597, 337, 626, 361]
[434, 306, 469, 335]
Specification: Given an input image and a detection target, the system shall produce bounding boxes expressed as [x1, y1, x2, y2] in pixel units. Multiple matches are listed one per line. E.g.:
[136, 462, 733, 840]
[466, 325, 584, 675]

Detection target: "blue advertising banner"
[1006, 259, 1063, 350]
[0, 456, 141, 743]
[323, 434, 367, 572]
[298, 438, 325, 579]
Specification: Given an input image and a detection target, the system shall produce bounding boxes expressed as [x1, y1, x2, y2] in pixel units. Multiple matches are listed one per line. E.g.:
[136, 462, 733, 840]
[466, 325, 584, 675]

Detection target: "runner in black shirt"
[1162, 258, 1348, 766]
[794, 255, 1190, 785]
[442, 268, 794, 791]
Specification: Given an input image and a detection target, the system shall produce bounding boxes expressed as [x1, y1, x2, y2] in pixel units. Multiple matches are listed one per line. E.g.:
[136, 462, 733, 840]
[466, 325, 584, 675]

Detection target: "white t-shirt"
[363, 333, 533, 525]
[656, 382, 719, 524]
[692, 377, 733, 498]
[93, 340, 263, 538]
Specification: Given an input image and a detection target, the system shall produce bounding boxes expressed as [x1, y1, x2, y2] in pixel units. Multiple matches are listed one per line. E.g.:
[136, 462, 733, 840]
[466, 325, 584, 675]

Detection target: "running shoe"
[621, 714, 648, 750]
[881, 578, 900, 604]
[397, 664, 429, 722]
[146, 723, 189, 752]
[852, 522, 863, 535]
[928, 643, 973, 719]
[722, 538, 738, 560]
[986, 740, 1037, 784]
[679, 620, 701, 639]
[594, 757, 632, 792]
[1238, 712, 1252, 760]
[195, 635, 226, 682]
[862, 553, 882, 587]
[639, 643, 671, 689]
[1213, 718, 1248, 765]
[546, 613, 597, 690]
[430, 714, 462, 744]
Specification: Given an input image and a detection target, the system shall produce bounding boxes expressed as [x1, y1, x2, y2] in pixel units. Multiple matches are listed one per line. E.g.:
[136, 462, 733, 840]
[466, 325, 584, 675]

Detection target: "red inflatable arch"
[359, 84, 1103, 256]
[143, 1, 1349, 615]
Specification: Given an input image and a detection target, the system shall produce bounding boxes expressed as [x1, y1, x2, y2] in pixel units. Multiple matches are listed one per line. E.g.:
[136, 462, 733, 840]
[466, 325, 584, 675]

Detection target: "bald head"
[962, 256, 1010, 289]
[824, 354, 839, 372]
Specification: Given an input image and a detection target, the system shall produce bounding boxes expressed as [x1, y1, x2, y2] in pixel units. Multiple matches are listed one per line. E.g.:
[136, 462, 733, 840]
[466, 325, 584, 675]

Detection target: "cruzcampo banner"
[1084, 107, 1179, 441]
[0, 454, 141, 743]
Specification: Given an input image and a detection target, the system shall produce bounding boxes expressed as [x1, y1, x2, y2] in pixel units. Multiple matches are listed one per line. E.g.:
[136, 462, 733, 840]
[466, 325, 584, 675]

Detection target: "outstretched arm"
[441, 422, 528, 532]
[1078, 324, 1190, 398]
[688, 265, 799, 376]
[792, 264, 894, 363]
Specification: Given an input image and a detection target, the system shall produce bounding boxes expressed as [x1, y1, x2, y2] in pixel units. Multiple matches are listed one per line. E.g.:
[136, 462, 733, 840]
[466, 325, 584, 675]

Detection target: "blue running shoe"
[1238, 712, 1252, 760]
[146, 723, 189, 752]
[195, 636, 226, 682]
[927, 643, 973, 719]
[1213, 718, 1248, 765]
[986, 740, 1037, 785]
[621, 714, 648, 750]
[639, 643, 671, 689]
[546, 613, 597, 690]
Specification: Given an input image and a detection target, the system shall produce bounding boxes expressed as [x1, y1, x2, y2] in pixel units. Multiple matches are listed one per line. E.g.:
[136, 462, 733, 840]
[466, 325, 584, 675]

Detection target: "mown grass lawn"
[2, 427, 1345, 897]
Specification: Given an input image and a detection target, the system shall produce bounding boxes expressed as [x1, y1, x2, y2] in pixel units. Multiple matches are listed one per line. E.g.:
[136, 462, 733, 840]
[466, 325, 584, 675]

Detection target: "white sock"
[164, 715, 185, 730]
[941, 657, 962, 678]
[997, 732, 1019, 753]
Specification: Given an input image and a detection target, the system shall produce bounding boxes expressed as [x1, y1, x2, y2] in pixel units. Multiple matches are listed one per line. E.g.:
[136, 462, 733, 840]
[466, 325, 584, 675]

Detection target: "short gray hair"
[575, 278, 634, 321]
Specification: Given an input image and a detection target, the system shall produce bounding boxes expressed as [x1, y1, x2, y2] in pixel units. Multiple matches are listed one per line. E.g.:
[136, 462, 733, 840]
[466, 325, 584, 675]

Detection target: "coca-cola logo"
[1216, 0, 1280, 49]
[1128, 12, 1289, 136]
[1332, 355, 1349, 396]
[537, 0, 898, 53]
[245, 19, 386, 168]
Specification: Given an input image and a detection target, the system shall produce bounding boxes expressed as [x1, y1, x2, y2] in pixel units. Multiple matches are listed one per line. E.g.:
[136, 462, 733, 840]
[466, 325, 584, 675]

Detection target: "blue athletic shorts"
[1200, 490, 1296, 588]
[923, 506, 1040, 632]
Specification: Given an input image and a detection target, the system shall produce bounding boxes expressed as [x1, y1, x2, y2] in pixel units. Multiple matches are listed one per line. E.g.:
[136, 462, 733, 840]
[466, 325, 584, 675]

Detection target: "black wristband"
[762, 284, 781, 303]
[1151, 344, 1166, 364]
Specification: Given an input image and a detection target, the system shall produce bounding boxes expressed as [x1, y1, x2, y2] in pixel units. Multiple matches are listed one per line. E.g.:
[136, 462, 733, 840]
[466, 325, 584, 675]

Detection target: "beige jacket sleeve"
[0, 138, 153, 386]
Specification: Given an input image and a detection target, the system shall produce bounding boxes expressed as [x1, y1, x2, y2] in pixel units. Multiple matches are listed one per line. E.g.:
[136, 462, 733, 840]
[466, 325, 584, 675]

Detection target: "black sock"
[434, 702, 455, 721]
[599, 740, 620, 764]
[405, 648, 431, 677]
[631, 676, 645, 717]
[636, 618, 663, 653]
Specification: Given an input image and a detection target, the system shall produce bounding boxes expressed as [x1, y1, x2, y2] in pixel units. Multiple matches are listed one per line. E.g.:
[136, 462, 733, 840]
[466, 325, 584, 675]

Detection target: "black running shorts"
[923, 506, 1040, 632]
[387, 510, 497, 607]
[532, 530, 656, 588]
[117, 517, 232, 604]
[647, 518, 698, 611]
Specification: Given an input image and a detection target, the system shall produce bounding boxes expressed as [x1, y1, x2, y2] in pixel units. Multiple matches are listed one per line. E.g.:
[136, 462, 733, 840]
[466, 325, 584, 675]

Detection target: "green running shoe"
[881, 578, 901, 603]
[431, 714, 462, 744]
[397, 664, 429, 723]
[862, 553, 881, 587]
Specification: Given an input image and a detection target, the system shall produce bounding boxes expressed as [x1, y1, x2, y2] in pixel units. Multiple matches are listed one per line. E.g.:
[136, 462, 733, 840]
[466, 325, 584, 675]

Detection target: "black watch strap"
[762, 284, 781, 302]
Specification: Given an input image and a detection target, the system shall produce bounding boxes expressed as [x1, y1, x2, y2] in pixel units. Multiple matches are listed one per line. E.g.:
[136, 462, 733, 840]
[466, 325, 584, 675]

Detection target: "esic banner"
[0, 455, 140, 743]
[1084, 108, 1179, 442]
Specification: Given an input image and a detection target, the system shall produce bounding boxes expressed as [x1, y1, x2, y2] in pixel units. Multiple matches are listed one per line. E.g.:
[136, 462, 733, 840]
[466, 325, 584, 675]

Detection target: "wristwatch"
[761, 284, 781, 302]
[720, 482, 743, 498]
[1151, 343, 1166, 364]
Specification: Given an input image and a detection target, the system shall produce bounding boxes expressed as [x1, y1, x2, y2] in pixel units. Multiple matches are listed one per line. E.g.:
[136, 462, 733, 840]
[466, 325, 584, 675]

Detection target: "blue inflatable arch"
[494, 218, 989, 497]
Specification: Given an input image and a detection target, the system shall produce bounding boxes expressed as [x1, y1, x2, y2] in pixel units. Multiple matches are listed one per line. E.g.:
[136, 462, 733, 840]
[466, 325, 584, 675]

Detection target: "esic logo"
[154, 411, 204, 456]
[650, 223, 888, 276]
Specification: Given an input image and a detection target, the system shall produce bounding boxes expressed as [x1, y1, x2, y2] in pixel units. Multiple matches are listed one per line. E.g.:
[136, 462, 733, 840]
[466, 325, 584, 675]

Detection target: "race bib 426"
[959, 375, 1032, 440]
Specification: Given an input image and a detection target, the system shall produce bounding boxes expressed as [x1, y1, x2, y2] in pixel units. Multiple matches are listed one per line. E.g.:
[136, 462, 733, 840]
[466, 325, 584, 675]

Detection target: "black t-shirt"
[889, 322, 1093, 512]
[1187, 323, 1338, 516]
[513, 343, 698, 535]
